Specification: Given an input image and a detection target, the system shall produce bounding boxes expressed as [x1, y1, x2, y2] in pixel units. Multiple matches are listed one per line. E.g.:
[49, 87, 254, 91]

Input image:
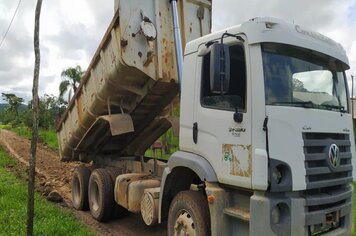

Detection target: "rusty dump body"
[57, 0, 212, 161]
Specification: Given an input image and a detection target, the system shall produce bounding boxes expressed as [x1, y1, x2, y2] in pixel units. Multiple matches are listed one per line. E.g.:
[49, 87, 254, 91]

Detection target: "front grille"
[303, 133, 353, 190]
[304, 185, 352, 232]
[303, 132, 353, 233]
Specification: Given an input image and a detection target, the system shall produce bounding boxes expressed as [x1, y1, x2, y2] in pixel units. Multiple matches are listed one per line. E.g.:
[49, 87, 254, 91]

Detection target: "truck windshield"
[262, 43, 348, 112]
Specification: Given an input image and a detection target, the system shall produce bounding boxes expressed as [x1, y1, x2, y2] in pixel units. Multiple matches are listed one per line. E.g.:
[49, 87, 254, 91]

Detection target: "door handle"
[193, 122, 198, 144]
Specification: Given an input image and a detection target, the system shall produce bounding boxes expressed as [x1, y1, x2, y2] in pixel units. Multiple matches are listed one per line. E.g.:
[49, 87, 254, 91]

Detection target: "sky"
[0, 0, 355, 103]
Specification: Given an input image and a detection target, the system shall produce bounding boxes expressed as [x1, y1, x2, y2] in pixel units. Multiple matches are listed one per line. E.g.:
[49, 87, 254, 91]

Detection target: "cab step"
[223, 207, 250, 222]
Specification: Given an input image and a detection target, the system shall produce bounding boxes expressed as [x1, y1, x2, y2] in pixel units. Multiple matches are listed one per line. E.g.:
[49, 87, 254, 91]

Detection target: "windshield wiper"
[271, 101, 315, 108]
[320, 104, 346, 113]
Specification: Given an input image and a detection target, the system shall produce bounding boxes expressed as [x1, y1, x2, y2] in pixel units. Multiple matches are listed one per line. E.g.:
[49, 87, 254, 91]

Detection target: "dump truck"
[57, 0, 354, 235]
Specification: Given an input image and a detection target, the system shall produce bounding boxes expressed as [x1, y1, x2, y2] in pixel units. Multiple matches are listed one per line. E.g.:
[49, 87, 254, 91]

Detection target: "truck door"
[193, 39, 252, 188]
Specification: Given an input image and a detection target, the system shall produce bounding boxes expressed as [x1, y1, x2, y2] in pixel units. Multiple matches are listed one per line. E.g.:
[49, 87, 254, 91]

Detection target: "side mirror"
[210, 43, 230, 94]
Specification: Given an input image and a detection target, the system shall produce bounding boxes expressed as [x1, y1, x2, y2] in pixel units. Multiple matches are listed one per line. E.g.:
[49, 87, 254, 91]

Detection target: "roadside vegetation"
[144, 128, 179, 160]
[0, 148, 95, 235]
[354, 182, 356, 233]
[0, 92, 65, 151]
[0, 125, 58, 150]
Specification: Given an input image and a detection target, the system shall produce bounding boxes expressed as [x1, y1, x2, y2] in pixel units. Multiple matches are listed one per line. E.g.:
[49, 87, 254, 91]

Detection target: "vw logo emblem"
[328, 144, 340, 170]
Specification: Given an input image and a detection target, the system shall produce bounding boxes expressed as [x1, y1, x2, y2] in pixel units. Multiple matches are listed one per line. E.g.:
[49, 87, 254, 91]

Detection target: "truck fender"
[168, 151, 218, 181]
[158, 151, 218, 223]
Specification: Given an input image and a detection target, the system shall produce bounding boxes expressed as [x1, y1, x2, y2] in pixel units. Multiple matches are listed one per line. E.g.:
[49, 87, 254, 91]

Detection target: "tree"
[59, 65, 84, 100]
[39, 94, 67, 128]
[1, 93, 24, 117]
[27, 0, 42, 235]
[292, 78, 307, 92]
[25, 94, 67, 129]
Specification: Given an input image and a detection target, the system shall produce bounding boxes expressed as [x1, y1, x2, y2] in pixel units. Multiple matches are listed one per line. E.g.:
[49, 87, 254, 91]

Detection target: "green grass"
[0, 148, 96, 236]
[354, 182, 356, 235]
[39, 129, 58, 150]
[0, 125, 58, 150]
[9, 126, 32, 139]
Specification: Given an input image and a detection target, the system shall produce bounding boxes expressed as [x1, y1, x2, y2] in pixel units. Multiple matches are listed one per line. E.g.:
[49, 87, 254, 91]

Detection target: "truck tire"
[88, 168, 114, 222]
[168, 190, 211, 236]
[106, 167, 128, 218]
[72, 166, 91, 210]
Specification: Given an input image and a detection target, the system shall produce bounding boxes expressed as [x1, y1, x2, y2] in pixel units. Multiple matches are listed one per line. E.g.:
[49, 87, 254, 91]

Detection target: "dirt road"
[0, 129, 166, 236]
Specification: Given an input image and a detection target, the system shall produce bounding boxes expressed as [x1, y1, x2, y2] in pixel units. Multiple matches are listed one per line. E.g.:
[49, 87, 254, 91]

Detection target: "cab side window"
[201, 44, 246, 111]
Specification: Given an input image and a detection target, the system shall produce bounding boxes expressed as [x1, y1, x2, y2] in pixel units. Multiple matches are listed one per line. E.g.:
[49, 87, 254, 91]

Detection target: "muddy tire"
[168, 190, 211, 236]
[106, 167, 123, 183]
[88, 168, 114, 222]
[72, 166, 91, 210]
[106, 167, 128, 218]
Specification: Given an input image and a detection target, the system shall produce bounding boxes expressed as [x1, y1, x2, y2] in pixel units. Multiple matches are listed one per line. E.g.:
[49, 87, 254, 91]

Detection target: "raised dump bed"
[57, 0, 212, 161]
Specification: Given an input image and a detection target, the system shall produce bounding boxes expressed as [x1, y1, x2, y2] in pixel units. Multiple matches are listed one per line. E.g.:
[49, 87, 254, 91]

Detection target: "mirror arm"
[219, 32, 244, 95]
[220, 32, 245, 44]
[220, 45, 226, 95]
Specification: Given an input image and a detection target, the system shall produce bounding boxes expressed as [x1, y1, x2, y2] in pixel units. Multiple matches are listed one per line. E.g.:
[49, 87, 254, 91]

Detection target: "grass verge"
[354, 182, 356, 235]
[0, 125, 58, 150]
[0, 148, 95, 236]
[38, 129, 58, 150]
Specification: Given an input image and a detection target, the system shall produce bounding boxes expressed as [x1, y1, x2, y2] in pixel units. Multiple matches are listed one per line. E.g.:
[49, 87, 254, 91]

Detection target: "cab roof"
[185, 17, 349, 68]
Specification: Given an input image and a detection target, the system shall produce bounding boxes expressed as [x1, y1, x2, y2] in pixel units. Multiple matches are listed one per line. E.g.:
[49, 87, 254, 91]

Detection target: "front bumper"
[250, 186, 353, 236]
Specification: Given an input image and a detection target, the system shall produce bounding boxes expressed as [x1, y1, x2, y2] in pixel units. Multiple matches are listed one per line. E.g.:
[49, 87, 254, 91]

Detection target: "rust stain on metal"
[111, 51, 117, 64]
[223, 144, 252, 177]
[76, 97, 85, 125]
[120, 39, 128, 47]
[143, 51, 154, 67]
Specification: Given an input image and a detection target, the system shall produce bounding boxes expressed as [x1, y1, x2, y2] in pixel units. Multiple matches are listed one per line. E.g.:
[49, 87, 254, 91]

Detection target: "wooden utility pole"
[27, 0, 42, 235]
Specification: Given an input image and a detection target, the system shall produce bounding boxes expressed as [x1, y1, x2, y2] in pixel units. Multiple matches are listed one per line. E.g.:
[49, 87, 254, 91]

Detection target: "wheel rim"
[174, 210, 196, 236]
[90, 181, 100, 212]
[72, 176, 80, 205]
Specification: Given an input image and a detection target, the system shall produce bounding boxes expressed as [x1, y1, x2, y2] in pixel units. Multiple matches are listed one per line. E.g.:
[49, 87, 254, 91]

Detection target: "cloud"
[212, 0, 352, 31]
[212, 0, 356, 85]
[0, 0, 354, 104]
[0, 0, 113, 103]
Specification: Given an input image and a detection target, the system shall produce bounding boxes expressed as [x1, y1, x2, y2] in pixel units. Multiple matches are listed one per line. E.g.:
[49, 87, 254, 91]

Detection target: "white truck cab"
[176, 17, 354, 235]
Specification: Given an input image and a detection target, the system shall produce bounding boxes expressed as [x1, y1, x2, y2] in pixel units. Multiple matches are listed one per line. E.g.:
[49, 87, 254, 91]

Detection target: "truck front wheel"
[88, 168, 114, 222]
[168, 190, 211, 236]
[72, 166, 91, 210]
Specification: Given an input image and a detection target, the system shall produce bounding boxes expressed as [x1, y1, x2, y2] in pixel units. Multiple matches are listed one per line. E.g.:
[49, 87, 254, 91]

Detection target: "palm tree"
[59, 65, 84, 100]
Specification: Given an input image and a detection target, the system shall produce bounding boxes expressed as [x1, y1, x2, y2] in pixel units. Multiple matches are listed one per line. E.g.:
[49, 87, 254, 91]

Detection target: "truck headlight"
[269, 159, 293, 192]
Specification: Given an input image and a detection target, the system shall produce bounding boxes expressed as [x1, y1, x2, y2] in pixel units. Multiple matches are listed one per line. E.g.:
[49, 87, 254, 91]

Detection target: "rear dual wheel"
[72, 166, 91, 210]
[88, 168, 114, 222]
